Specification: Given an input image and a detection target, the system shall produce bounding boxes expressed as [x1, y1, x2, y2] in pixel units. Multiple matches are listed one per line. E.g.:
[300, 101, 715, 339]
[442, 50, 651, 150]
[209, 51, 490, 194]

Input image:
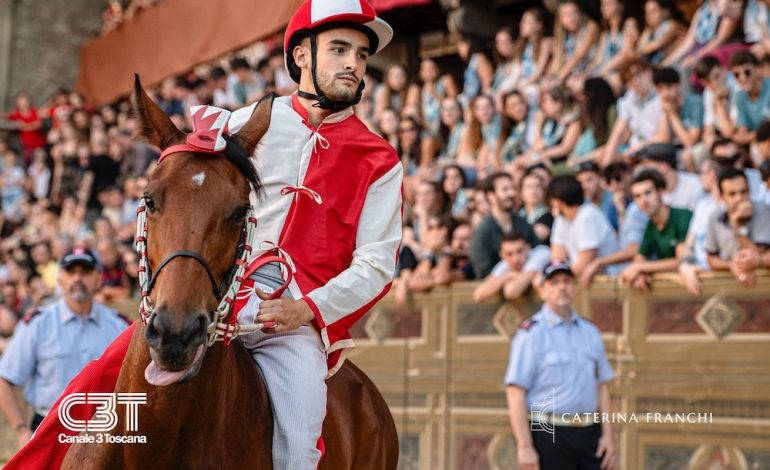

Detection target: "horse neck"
[120, 329, 265, 428]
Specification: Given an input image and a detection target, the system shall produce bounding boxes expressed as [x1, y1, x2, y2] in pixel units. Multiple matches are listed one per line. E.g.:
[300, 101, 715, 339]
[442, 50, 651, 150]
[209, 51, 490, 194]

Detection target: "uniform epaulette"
[117, 313, 133, 325]
[22, 308, 41, 324]
[519, 319, 537, 331]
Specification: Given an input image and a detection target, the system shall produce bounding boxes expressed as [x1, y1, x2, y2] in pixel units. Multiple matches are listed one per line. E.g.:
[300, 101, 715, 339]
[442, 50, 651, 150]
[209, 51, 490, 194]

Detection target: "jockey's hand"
[254, 289, 315, 333]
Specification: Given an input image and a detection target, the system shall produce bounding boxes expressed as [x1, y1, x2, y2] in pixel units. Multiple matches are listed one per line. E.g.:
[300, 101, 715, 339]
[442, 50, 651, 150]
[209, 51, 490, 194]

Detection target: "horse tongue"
[145, 361, 188, 386]
[144, 344, 205, 386]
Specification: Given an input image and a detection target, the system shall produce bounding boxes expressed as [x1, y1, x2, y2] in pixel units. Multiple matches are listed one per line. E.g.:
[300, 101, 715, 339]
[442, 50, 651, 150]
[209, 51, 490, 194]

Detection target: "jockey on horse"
[5, 1, 402, 468]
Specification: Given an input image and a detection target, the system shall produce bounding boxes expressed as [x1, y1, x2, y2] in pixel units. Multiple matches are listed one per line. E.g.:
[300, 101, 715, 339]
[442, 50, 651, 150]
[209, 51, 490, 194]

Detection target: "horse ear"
[235, 93, 274, 156]
[132, 74, 184, 149]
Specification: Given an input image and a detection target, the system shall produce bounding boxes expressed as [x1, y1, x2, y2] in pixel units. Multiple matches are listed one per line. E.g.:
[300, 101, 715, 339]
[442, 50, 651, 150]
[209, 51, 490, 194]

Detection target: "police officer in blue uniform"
[0, 247, 129, 449]
[505, 262, 616, 470]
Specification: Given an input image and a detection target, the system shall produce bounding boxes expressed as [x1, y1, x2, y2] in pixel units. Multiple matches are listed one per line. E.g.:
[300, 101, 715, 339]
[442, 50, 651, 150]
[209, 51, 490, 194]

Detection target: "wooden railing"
[1, 272, 768, 469]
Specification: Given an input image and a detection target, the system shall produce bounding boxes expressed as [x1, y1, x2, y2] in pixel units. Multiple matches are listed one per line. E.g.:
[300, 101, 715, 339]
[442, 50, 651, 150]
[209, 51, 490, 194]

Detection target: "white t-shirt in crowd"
[617, 89, 662, 147]
[489, 245, 552, 277]
[688, 194, 720, 269]
[664, 171, 705, 212]
[551, 203, 619, 264]
[745, 168, 770, 204]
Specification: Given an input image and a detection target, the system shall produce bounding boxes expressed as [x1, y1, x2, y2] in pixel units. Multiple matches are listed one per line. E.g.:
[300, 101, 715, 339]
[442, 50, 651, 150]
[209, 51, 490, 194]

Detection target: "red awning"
[371, 0, 433, 13]
[76, 0, 434, 104]
[76, 0, 303, 105]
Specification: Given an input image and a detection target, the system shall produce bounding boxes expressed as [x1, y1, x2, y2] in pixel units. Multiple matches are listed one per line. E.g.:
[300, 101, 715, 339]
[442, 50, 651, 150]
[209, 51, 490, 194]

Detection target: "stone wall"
[2, 0, 104, 109]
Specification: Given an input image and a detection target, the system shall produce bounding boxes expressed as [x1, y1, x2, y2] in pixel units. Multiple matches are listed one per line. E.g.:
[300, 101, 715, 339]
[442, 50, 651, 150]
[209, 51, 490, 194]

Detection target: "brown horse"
[61, 78, 398, 469]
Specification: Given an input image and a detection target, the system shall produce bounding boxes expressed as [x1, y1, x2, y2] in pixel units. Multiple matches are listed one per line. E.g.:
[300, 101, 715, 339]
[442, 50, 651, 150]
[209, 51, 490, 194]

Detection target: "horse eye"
[143, 196, 157, 213]
[230, 206, 249, 222]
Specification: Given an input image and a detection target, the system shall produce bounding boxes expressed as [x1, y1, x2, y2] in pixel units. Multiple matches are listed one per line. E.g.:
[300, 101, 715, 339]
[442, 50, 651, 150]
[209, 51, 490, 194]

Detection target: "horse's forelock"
[222, 134, 261, 194]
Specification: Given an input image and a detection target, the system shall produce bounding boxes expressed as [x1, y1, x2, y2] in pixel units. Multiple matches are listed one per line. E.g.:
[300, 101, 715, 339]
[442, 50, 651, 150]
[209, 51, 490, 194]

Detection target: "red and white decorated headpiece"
[159, 105, 232, 162]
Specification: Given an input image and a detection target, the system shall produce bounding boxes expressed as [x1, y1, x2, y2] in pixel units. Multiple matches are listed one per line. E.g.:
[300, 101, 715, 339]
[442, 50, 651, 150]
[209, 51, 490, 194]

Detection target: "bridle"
[134, 103, 291, 346]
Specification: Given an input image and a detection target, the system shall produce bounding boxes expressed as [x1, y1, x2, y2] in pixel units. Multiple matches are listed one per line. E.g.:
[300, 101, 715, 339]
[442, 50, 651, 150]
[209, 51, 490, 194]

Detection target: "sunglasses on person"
[398, 127, 417, 134]
[733, 68, 753, 79]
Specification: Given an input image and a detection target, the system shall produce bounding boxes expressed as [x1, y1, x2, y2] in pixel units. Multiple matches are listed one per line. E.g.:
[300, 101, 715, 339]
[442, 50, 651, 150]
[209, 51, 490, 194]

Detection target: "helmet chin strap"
[297, 33, 364, 114]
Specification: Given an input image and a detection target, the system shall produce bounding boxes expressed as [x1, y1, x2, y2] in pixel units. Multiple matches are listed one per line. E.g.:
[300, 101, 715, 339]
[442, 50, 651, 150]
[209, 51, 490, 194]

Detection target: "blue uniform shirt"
[0, 299, 128, 410]
[504, 305, 614, 415]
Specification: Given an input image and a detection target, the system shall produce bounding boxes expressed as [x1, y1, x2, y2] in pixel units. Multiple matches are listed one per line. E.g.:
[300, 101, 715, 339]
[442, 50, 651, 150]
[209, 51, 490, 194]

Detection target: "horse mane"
[222, 133, 262, 194]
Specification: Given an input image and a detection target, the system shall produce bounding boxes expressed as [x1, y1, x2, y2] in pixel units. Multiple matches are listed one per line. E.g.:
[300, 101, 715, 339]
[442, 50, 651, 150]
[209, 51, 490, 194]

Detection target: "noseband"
[147, 250, 225, 299]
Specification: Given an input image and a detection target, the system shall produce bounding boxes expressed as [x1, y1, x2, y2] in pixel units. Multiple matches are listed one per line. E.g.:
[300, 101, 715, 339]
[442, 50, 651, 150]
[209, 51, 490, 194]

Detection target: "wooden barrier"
[0, 272, 768, 469]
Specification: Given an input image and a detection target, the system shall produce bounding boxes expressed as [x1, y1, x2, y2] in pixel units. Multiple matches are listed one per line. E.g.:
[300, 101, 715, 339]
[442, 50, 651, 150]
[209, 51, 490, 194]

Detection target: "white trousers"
[238, 287, 328, 470]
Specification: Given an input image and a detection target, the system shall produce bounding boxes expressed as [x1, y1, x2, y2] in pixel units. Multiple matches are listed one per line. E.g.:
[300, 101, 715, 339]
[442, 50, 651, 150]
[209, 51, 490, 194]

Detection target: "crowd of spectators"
[3, 0, 770, 346]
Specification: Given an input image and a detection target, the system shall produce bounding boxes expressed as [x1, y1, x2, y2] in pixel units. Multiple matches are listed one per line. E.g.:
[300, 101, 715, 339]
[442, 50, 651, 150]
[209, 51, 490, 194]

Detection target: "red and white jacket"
[229, 94, 403, 376]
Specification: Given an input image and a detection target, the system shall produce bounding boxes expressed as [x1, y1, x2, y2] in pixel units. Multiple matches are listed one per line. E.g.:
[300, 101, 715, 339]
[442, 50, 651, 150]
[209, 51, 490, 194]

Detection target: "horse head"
[132, 76, 272, 385]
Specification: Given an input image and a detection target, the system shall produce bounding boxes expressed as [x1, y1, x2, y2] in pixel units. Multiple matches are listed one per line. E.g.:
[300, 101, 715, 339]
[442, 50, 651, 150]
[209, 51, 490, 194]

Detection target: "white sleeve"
[523, 245, 552, 273]
[490, 260, 510, 277]
[304, 162, 403, 349]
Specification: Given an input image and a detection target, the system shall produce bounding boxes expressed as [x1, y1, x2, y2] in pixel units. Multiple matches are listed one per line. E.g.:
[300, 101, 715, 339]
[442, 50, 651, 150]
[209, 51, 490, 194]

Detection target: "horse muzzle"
[144, 311, 209, 386]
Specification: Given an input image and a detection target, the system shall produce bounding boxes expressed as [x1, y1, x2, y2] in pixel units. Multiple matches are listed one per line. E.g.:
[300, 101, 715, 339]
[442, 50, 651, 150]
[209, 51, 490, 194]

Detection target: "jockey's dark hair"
[224, 133, 262, 195]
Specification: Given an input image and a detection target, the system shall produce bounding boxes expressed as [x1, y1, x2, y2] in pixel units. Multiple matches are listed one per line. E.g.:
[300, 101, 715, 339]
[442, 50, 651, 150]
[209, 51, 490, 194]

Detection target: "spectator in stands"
[496, 90, 531, 170]
[637, 0, 684, 65]
[472, 232, 551, 302]
[679, 158, 723, 295]
[374, 63, 418, 121]
[571, 77, 616, 164]
[30, 243, 57, 291]
[440, 164, 470, 220]
[1, 151, 26, 221]
[227, 58, 264, 107]
[457, 36, 494, 106]
[744, 0, 770, 59]
[418, 58, 457, 137]
[457, 95, 497, 184]
[521, 85, 582, 168]
[589, 0, 639, 84]
[620, 169, 692, 290]
[407, 179, 448, 248]
[695, 55, 738, 151]
[409, 215, 468, 292]
[549, 0, 599, 84]
[706, 167, 770, 286]
[375, 108, 399, 149]
[470, 173, 538, 279]
[267, 45, 296, 97]
[731, 51, 770, 145]
[209, 66, 231, 109]
[518, 169, 553, 245]
[510, 7, 552, 93]
[27, 149, 51, 201]
[662, 0, 740, 69]
[80, 135, 121, 225]
[5, 92, 46, 162]
[581, 162, 647, 285]
[602, 58, 661, 166]
[710, 137, 770, 202]
[549, 175, 619, 276]
[95, 239, 129, 302]
[652, 66, 704, 171]
[437, 97, 465, 161]
[574, 161, 619, 230]
[638, 143, 706, 211]
[397, 116, 425, 178]
[491, 27, 518, 99]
